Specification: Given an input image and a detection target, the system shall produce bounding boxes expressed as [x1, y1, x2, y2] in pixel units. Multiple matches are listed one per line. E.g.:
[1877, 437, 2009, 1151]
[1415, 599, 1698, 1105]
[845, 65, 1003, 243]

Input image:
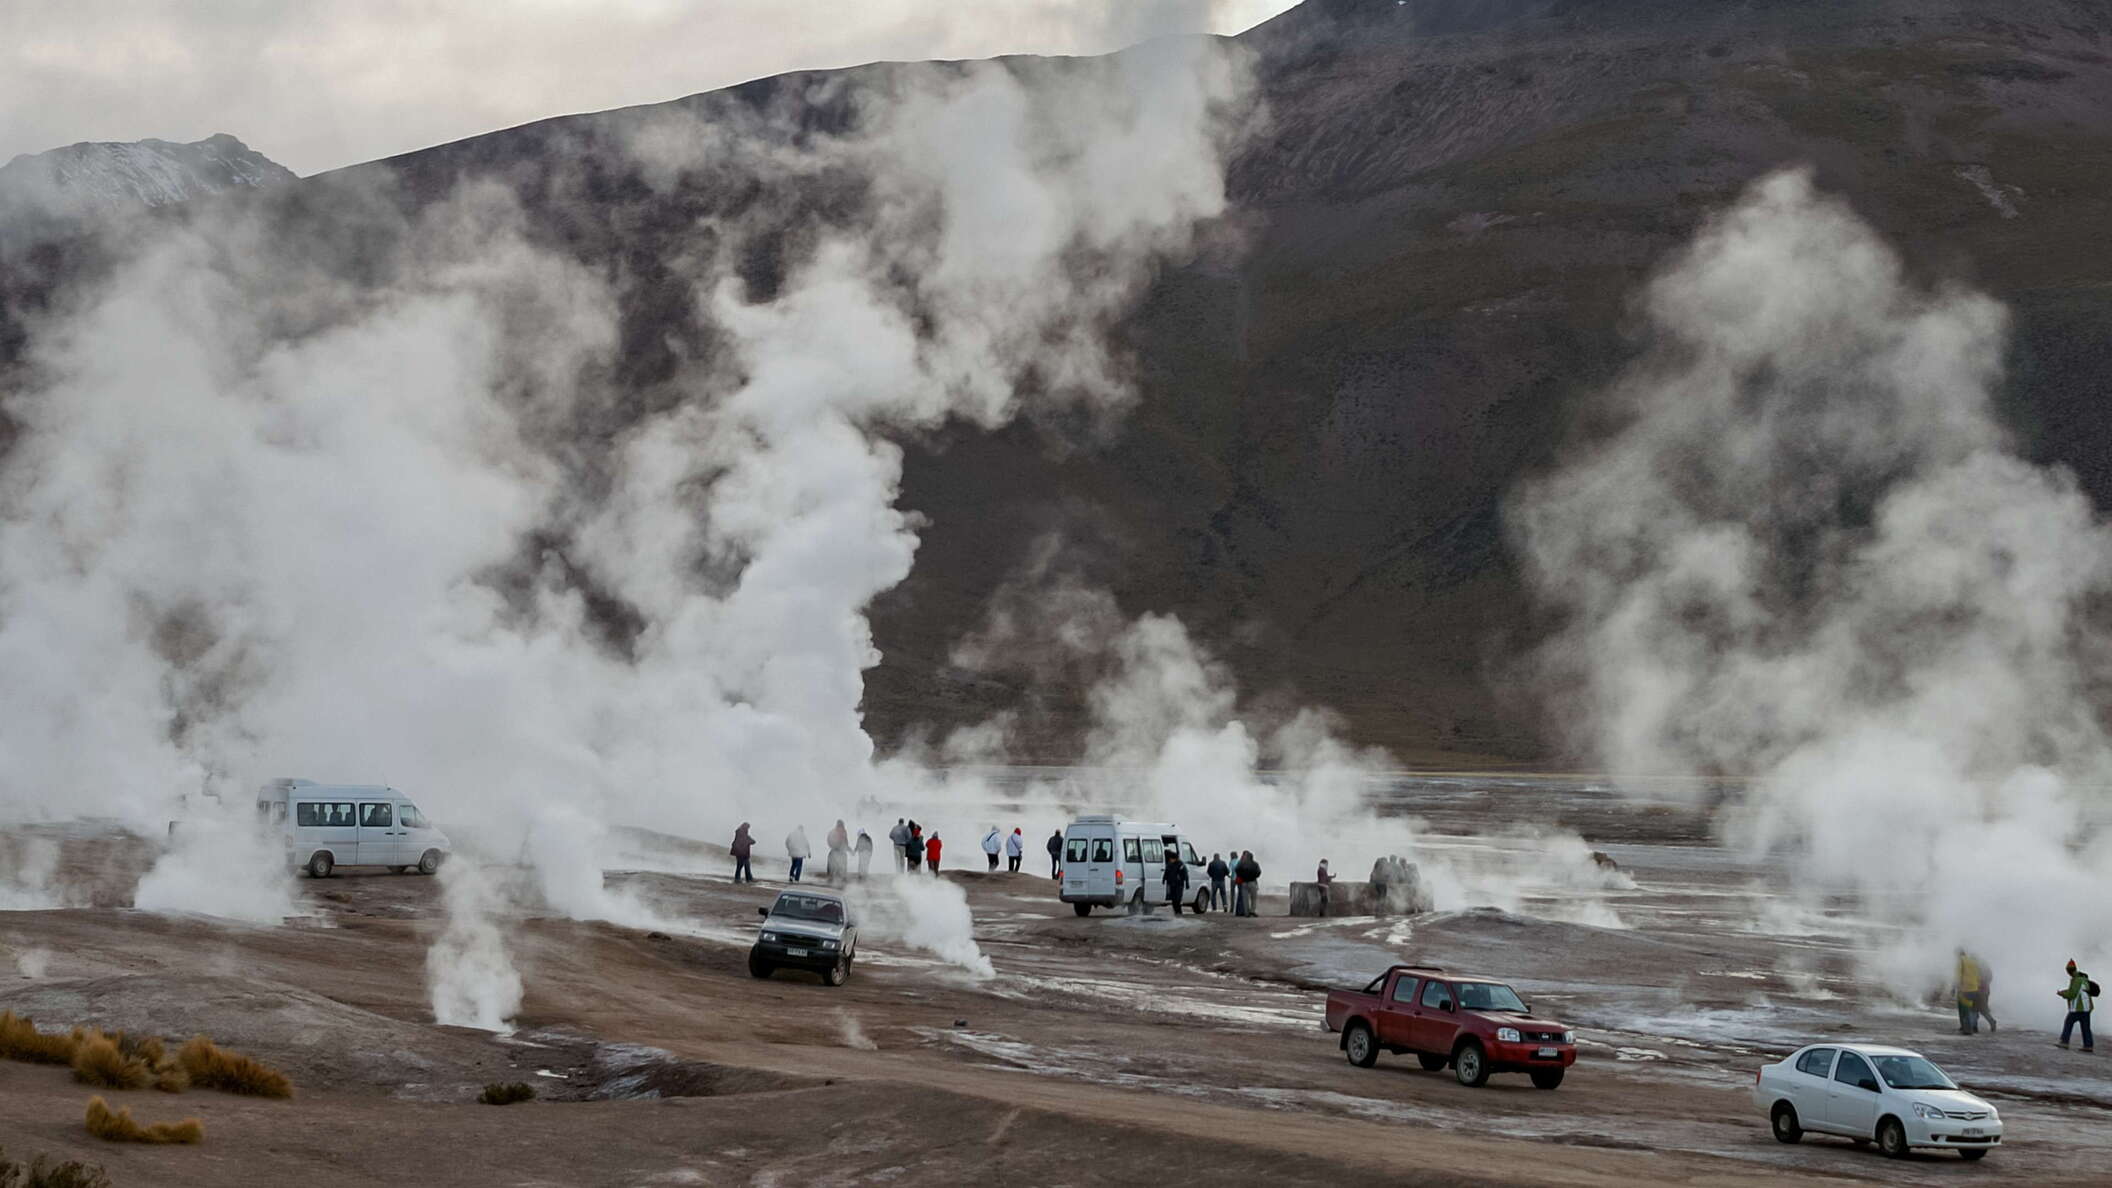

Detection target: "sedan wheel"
[1771, 1103, 1803, 1144]
[1877, 1117, 1909, 1159]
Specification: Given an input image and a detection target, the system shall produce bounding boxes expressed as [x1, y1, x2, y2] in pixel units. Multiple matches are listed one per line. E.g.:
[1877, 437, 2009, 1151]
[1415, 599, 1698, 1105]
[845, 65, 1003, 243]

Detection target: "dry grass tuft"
[69, 1032, 149, 1091]
[0, 1144, 114, 1188]
[83, 1096, 203, 1145]
[0, 1012, 77, 1066]
[176, 1036, 292, 1099]
[478, 1081, 536, 1105]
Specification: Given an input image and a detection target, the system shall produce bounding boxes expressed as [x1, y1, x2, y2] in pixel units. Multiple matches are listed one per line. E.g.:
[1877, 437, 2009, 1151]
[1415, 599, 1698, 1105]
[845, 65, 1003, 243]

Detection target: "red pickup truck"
[1324, 964, 1578, 1089]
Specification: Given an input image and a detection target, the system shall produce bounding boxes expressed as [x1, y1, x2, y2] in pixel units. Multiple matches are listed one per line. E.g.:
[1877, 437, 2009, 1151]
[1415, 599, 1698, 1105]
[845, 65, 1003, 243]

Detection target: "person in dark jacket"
[1164, 850, 1190, 915]
[905, 821, 923, 872]
[730, 823, 755, 884]
[1046, 830, 1063, 878]
[1206, 853, 1229, 911]
[1234, 851, 1262, 916]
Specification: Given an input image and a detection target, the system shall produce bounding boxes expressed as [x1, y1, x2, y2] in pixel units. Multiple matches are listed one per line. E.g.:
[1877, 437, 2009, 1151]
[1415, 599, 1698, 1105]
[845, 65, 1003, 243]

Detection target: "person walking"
[730, 822, 755, 884]
[1163, 849, 1190, 916]
[926, 831, 943, 876]
[982, 826, 1002, 872]
[1206, 852, 1229, 912]
[1234, 850, 1262, 917]
[889, 818, 910, 872]
[1005, 827, 1024, 873]
[854, 828, 874, 878]
[2057, 959, 2096, 1053]
[826, 819, 850, 884]
[1046, 829, 1063, 878]
[785, 825, 811, 883]
[905, 821, 924, 873]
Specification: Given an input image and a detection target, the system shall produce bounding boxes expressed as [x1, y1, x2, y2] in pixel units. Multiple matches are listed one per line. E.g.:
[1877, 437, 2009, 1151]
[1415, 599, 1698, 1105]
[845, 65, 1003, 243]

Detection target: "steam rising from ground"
[427, 859, 523, 1033]
[851, 876, 995, 978]
[1512, 169, 2112, 1005]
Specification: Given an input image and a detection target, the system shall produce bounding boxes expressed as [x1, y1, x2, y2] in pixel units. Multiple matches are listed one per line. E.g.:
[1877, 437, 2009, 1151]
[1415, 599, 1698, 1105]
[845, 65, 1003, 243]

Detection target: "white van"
[1058, 815, 1210, 916]
[257, 778, 451, 878]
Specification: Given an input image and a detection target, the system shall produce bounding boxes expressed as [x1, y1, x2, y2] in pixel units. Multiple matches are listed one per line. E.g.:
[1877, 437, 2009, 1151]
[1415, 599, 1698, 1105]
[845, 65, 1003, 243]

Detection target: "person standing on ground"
[889, 819, 910, 871]
[826, 819, 850, 884]
[1316, 858, 1335, 917]
[1207, 852, 1229, 912]
[1234, 850, 1262, 917]
[1974, 955, 1997, 1032]
[1006, 828, 1024, 873]
[1955, 948, 1982, 1035]
[1164, 848, 1190, 916]
[905, 821, 923, 873]
[855, 829, 874, 878]
[926, 831, 943, 875]
[2058, 959, 2096, 1053]
[730, 822, 755, 884]
[1046, 829, 1063, 878]
[785, 825, 811, 883]
[982, 826, 1002, 872]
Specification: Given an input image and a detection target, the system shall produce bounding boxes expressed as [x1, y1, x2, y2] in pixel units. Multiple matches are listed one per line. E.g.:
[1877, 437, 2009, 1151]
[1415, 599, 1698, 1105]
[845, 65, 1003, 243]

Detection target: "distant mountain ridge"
[0, 133, 293, 221]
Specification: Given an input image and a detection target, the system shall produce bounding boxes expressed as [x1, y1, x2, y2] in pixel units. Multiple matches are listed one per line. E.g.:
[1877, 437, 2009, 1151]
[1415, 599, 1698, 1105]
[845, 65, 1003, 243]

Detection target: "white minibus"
[1058, 815, 1210, 916]
[257, 778, 451, 878]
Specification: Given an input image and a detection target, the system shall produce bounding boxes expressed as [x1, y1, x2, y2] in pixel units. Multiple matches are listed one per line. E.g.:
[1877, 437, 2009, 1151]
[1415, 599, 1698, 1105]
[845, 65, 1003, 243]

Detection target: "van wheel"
[1127, 891, 1146, 916]
[1416, 1052, 1447, 1071]
[1453, 1041, 1489, 1087]
[388, 866, 408, 874]
[1072, 903, 1091, 917]
[417, 849, 442, 875]
[1192, 890, 1209, 914]
[1344, 1022, 1378, 1068]
[1530, 1069, 1564, 1090]
[1877, 1117, 1908, 1159]
[1771, 1102, 1803, 1143]
[306, 852, 333, 879]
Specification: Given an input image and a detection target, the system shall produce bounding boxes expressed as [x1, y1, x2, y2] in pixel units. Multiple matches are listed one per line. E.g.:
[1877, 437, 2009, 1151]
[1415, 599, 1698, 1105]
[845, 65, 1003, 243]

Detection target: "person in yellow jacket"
[1954, 949, 1996, 1034]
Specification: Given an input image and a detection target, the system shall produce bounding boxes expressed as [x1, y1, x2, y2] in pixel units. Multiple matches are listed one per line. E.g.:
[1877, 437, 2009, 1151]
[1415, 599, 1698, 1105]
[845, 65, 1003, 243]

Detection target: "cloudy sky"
[0, 0, 1300, 176]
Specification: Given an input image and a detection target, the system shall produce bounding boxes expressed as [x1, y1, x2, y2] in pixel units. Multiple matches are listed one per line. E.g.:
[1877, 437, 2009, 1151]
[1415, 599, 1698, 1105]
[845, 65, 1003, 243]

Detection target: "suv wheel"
[824, 955, 851, 987]
[1770, 1102, 1803, 1144]
[1416, 1052, 1447, 1071]
[1344, 1022, 1377, 1068]
[1877, 1117, 1909, 1159]
[1453, 1041, 1489, 1087]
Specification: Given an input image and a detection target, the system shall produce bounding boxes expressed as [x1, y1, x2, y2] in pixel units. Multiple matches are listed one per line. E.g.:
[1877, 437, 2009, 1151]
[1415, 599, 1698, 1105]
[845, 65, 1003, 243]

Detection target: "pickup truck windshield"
[772, 895, 845, 925]
[1456, 983, 1528, 1013]
[1873, 1055, 1956, 1090]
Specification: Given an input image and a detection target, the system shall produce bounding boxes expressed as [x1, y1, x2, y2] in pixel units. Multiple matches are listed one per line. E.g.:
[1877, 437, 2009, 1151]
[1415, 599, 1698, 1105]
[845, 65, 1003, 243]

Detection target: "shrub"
[0, 1145, 114, 1188]
[478, 1081, 536, 1105]
[69, 1032, 149, 1091]
[175, 1036, 292, 1099]
[83, 1096, 203, 1144]
[0, 1013, 76, 1066]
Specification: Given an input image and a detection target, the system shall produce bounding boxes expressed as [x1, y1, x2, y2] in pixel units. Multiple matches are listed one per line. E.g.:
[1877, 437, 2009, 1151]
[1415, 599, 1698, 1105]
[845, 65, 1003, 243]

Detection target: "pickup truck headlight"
[759, 931, 780, 943]
[817, 938, 839, 950]
[1912, 1103, 1944, 1120]
[1496, 1027, 1522, 1043]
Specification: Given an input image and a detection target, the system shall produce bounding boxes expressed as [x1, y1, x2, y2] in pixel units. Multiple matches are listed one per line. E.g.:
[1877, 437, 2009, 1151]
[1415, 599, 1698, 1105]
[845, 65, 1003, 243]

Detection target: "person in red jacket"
[925, 831, 943, 875]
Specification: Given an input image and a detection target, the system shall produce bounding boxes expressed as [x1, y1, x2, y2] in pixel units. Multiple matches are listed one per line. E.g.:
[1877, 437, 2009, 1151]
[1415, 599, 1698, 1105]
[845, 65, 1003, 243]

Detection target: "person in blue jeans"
[2058, 959, 2095, 1052]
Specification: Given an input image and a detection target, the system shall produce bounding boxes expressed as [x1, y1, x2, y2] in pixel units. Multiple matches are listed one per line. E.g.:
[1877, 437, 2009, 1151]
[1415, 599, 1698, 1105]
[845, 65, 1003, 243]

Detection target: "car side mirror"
[756, 906, 769, 918]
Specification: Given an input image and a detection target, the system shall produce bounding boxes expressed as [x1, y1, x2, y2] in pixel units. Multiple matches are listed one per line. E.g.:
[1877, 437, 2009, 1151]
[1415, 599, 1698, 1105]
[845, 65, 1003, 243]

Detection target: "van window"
[1123, 838, 1141, 863]
[1090, 839, 1114, 862]
[1141, 838, 1164, 864]
[1796, 1048, 1836, 1078]
[360, 802, 393, 828]
[1065, 838, 1089, 862]
[296, 802, 356, 827]
[1180, 841, 1201, 865]
[398, 804, 426, 829]
[1419, 981, 1454, 1010]
[1390, 976, 1421, 1004]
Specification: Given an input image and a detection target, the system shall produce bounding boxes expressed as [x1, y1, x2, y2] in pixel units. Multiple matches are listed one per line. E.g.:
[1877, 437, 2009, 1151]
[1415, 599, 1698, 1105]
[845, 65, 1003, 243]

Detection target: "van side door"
[1121, 836, 1144, 904]
[1140, 836, 1167, 903]
[297, 800, 358, 865]
[357, 801, 404, 866]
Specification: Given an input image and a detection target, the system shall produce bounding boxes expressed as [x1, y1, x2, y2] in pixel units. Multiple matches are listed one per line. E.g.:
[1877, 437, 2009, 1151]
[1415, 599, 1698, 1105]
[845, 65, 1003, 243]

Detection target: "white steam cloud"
[1512, 169, 2112, 1007]
[426, 858, 523, 1033]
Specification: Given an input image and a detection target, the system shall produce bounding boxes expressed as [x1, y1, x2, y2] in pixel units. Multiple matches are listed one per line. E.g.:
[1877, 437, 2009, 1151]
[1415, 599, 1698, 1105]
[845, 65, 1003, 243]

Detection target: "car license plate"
[1962, 1128, 1983, 1137]
[785, 947, 808, 958]
[1536, 1047, 1559, 1058]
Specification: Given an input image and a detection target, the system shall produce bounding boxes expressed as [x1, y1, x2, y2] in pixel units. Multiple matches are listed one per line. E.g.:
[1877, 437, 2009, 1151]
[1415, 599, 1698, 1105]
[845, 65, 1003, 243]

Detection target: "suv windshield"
[1873, 1055, 1956, 1090]
[1456, 982, 1528, 1013]
[771, 894, 845, 925]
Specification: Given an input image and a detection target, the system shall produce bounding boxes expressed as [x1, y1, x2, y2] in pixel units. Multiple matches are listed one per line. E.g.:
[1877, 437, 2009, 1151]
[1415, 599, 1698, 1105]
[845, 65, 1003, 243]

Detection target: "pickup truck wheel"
[1530, 1069, 1564, 1090]
[1770, 1102, 1803, 1143]
[1453, 1041, 1489, 1087]
[1072, 903, 1091, 917]
[824, 955, 851, 986]
[1344, 1022, 1378, 1068]
[1877, 1117, 1909, 1159]
[1416, 1053, 1447, 1071]
[748, 953, 773, 980]
[306, 851, 333, 879]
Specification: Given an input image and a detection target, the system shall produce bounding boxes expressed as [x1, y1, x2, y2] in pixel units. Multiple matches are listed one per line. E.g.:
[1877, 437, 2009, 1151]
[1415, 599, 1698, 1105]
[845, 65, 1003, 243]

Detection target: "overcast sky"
[0, 0, 1301, 177]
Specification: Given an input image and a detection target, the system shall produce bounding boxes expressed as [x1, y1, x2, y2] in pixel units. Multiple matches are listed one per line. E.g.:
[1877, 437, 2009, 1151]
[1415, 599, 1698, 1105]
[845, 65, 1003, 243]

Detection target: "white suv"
[1754, 1043, 2000, 1160]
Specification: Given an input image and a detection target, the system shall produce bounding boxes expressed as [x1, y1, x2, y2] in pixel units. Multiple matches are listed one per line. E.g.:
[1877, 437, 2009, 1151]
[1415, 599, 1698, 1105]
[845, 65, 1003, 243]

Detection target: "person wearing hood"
[889, 818, 911, 871]
[785, 826, 811, 883]
[1315, 859, 1335, 917]
[825, 820, 850, 883]
[730, 823, 755, 884]
[1005, 827, 1024, 873]
[854, 829, 874, 877]
[1206, 852, 1229, 912]
[2058, 959, 2096, 1053]
[1955, 949, 1996, 1034]
[906, 821, 923, 872]
[1046, 829, 1063, 878]
[1163, 847, 1190, 915]
[982, 826, 1002, 872]
[926, 831, 943, 875]
[1233, 850, 1262, 917]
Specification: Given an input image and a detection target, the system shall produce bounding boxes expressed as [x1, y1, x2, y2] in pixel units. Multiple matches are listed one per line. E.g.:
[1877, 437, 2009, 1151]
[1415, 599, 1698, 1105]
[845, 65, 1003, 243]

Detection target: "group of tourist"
[728, 818, 1047, 884]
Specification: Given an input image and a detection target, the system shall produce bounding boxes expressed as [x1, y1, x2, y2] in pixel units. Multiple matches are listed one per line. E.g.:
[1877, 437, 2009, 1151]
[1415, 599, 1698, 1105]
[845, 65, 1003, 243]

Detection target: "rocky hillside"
[7, 0, 2112, 763]
[0, 133, 292, 224]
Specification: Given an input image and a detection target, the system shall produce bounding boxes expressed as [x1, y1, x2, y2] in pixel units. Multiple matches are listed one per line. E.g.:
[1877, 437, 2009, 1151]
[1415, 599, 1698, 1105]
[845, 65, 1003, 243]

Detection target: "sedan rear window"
[1795, 1048, 1836, 1078]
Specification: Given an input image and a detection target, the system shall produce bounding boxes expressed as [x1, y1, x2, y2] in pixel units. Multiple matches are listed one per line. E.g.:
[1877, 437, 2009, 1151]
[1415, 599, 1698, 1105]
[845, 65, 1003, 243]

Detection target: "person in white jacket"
[1004, 827, 1024, 873]
[785, 826, 811, 882]
[981, 826, 1003, 872]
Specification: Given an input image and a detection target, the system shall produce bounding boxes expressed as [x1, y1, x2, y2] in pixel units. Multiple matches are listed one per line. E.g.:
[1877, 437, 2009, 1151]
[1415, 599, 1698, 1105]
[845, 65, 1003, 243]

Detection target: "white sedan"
[1753, 1043, 2001, 1160]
